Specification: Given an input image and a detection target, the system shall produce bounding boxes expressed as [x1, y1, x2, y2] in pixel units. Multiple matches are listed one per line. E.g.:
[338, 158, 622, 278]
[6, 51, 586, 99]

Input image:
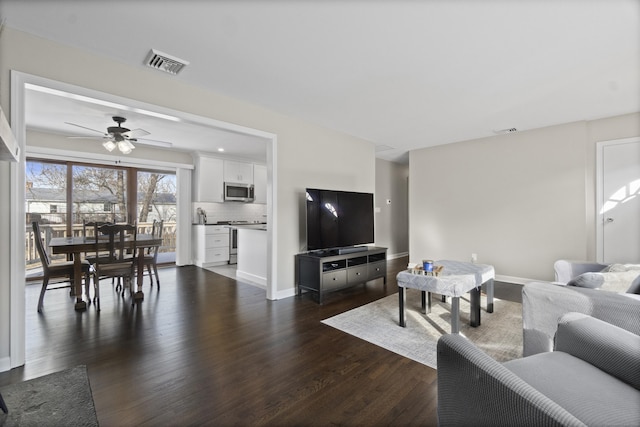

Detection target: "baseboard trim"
[236, 270, 266, 288]
[275, 287, 297, 300]
[387, 251, 409, 261]
[495, 274, 536, 285]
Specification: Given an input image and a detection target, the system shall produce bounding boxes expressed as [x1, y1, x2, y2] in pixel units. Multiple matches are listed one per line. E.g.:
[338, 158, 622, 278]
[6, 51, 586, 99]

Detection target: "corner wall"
[409, 113, 640, 282]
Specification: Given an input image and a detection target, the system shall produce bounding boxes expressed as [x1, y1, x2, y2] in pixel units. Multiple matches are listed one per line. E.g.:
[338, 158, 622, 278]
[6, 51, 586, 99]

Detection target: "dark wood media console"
[295, 246, 387, 304]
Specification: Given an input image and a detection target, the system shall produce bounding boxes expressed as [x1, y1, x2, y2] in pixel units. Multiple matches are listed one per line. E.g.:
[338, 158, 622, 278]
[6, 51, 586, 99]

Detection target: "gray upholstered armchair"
[437, 313, 640, 427]
[523, 260, 640, 356]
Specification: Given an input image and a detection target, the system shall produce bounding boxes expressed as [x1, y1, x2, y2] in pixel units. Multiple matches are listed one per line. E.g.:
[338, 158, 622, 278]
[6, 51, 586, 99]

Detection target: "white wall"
[0, 28, 375, 369]
[409, 113, 640, 282]
[375, 159, 408, 258]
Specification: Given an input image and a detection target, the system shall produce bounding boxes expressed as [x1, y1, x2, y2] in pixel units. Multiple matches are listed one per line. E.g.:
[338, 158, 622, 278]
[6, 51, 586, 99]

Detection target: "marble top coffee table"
[396, 260, 495, 333]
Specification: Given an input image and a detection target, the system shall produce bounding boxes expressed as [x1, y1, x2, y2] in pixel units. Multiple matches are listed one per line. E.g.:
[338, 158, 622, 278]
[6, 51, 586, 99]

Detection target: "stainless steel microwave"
[224, 182, 254, 202]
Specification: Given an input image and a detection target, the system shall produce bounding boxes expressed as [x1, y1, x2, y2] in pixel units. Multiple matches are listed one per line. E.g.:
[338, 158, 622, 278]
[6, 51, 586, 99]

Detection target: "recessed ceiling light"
[218, 148, 225, 152]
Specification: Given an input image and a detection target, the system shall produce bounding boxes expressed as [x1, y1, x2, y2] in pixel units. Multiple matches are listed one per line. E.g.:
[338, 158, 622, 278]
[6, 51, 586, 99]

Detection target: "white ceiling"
[2, 0, 639, 164]
[24, 85, 271, 162]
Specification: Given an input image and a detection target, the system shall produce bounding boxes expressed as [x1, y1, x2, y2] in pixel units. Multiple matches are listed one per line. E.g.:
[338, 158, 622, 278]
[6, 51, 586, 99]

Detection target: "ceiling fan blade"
[126, 128, 151, 138]
[64, 122, 106, 135]
[135, 137, 173, 148]
[67, 136, 106, 140]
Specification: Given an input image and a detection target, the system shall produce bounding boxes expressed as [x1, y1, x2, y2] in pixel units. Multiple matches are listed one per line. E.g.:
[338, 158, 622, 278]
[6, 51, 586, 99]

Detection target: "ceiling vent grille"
[145, 49, 189, 75]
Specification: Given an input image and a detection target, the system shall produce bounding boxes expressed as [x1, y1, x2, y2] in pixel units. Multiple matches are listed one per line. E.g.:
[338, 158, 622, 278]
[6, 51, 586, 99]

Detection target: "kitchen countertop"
[193, 222, 267, 227]
[233, 224, 267, 231]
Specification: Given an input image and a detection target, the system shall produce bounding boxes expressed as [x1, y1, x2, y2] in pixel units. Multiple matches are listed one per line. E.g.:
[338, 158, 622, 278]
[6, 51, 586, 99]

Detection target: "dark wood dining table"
[49, 234, 162, 311]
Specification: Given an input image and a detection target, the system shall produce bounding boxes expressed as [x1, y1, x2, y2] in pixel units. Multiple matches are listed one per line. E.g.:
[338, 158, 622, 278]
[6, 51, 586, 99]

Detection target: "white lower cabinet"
[193, 225, 229, 267]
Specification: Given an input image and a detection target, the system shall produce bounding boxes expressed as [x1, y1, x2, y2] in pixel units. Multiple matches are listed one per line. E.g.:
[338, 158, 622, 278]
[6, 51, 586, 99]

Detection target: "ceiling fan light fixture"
[103, 140, 116, 152]
[117, 140, 134, 154]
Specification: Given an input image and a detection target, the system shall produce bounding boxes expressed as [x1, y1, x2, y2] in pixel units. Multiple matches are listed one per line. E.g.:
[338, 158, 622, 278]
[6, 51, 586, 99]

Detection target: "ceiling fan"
[65, 116, 173, 154]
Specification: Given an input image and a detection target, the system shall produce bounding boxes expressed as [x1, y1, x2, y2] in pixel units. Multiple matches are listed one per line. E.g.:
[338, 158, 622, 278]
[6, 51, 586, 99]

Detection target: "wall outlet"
[471, 253, 478, 263]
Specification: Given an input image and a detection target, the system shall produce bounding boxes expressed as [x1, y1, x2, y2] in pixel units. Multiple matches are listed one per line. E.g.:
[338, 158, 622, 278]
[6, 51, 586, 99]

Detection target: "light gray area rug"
[0, 365, 98, 427]
[322, 290, 522, 369]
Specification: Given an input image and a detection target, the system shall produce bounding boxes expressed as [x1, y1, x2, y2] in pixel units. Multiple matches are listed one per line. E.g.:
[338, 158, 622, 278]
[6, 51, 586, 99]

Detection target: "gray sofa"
[552, 259, 608, 283]
[523, 260, 640, 356]
[437, 312, 640, 427]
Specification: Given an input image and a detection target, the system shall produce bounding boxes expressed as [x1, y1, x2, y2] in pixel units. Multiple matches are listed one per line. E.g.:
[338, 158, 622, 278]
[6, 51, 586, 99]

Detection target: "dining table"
[49, 233, 162, 311]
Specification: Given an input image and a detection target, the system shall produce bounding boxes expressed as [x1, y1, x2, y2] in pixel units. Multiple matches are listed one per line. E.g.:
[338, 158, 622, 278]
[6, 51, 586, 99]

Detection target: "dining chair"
[91, 223, 137, 311]
[32, 221, 92, 313]
[142, 219, 163, 288]
[82, 219, 112, 262]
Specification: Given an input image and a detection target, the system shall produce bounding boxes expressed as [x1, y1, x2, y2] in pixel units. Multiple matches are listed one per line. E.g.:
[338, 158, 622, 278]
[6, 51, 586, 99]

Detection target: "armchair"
[437, 313, 640, 427]
[523, 259, 640, 356]
[522, 281, 640, 356]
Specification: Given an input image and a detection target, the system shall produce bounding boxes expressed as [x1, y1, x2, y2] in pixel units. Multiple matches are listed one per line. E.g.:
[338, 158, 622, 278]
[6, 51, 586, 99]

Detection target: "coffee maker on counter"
[196, 207, 207, 224]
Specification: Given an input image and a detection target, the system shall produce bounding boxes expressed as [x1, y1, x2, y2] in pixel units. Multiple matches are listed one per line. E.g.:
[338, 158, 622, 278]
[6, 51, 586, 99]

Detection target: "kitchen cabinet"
[193, 155, 224, 202]
[224, 160, 253, 184]
[193, 225, 230, 267]
[253, 164, 267, 204]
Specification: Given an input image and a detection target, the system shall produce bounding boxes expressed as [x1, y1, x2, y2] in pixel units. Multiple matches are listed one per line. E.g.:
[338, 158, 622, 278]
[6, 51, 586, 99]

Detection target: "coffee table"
[396, 260, 495, 333]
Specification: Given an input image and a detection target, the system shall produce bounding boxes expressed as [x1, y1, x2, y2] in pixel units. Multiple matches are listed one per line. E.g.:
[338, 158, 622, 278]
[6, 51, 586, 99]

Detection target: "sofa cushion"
[504, 352, 640, 426]
[601, 263, 640, 273]
[567, 271, 640, 293]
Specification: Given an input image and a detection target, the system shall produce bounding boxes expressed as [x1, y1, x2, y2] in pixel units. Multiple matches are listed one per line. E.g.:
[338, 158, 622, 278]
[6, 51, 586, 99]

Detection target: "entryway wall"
[375, 158, 409, 259]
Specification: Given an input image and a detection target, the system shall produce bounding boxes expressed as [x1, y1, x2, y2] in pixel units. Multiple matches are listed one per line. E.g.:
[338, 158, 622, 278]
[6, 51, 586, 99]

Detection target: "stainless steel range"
[229, 227, 238, 264]
[214, 221, 252, 265]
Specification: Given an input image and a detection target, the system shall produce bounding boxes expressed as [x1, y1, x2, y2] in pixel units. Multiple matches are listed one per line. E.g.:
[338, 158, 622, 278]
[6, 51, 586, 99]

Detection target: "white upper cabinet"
[253, 164, 267, 204]
[224, 160, 253, 184]
[193, 155, 224, 202]
[194, 156, 265, 202]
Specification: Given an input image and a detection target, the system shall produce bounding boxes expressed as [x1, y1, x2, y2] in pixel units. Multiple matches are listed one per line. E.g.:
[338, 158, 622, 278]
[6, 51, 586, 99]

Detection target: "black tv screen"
[305, 188, 374, 251]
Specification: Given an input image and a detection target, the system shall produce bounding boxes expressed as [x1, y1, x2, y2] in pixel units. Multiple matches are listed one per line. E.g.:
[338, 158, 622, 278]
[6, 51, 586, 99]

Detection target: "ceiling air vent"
[145, 49, 189, 75]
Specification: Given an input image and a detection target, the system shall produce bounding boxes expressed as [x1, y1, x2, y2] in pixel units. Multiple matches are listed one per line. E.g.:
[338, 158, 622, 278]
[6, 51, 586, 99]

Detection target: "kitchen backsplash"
[192, 202, 267, 224]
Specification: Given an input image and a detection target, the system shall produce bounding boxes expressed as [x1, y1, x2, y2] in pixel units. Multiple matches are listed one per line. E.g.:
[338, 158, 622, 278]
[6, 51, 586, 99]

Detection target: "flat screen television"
[305, 188, 374, 251]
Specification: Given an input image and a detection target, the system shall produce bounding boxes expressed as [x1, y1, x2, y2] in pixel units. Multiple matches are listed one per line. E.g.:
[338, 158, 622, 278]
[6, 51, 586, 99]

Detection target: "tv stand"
[295, 246, 387, 304]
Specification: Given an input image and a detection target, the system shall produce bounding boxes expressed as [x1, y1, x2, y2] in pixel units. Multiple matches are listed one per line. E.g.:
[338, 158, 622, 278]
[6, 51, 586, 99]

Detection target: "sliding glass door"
[26, 158, 177, 275]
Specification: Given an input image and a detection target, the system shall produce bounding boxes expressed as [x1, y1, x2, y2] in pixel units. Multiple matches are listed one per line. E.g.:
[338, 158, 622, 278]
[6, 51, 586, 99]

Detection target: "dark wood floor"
[1, 258, 521, 426]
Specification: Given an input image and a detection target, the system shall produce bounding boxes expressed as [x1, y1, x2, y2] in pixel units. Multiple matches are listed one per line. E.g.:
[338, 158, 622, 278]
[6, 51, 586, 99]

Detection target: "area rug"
[0, 365, 98, 427]
[322, 290, 522, 369]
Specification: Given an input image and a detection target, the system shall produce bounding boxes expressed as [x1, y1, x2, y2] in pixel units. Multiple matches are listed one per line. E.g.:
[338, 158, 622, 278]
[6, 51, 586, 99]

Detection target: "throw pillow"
[567, 271, 640, 293]
[567, 272, 603, 289]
